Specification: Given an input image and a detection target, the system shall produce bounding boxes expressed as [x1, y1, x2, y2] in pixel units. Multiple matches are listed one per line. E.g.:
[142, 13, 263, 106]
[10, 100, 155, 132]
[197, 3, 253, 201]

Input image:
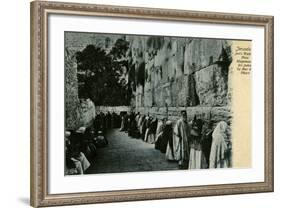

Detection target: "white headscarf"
[212, 121, 228, 143]
[210, 121, 229, 168]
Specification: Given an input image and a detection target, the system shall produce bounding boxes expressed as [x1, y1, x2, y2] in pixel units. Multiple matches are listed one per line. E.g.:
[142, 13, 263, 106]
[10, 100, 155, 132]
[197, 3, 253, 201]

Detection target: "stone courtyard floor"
[86, 128, 178, 174]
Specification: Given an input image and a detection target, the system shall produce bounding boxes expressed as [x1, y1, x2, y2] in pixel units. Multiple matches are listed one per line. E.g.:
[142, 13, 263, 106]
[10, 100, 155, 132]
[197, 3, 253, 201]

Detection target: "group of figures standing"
[65, 109, 232, 175]
[120, 110, 232, 170]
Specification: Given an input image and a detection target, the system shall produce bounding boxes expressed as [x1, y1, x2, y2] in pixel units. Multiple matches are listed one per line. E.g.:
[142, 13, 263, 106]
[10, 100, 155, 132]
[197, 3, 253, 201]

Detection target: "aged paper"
[230, 40, 252, 168]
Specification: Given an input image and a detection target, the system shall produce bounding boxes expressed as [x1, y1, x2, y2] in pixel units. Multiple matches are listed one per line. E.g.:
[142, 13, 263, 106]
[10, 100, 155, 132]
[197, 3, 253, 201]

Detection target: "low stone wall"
[136, 106, 231, 125]
[96, 106, 131, 114]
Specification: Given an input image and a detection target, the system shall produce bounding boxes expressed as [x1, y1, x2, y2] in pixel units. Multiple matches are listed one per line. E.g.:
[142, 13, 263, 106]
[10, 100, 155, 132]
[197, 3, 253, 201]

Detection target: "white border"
[48, 14, 264, 194]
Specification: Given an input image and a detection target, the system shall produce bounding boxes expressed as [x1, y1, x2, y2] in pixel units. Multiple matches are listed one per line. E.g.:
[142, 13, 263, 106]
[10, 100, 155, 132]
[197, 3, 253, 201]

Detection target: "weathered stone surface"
[65, 48, 97, 130]
[96, 106, 131, 114]
[134, 105, 231, 125]
[194, 64, 228, 106]
[184, 39, 229, 73]
[65, 33, 232, 130]
[65, 32, 122, 52]
[210, 107, 232, 124]
[127, 36, 231, 109]
[65, 48, 80, 129]
[79, 99, 96, 127]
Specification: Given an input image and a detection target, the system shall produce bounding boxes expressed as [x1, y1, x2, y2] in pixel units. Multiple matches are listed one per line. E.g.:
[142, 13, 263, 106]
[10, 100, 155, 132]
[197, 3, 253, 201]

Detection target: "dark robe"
[201, 130, 213, 168]
[105, 112, 112, 130]
[155, 123, 172, 154]
[93, 114, 101, 132]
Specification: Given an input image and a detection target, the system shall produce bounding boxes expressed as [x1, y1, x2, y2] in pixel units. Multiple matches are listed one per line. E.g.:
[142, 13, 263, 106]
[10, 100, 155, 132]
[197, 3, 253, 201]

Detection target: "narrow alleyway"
[86, 129, 178, 174]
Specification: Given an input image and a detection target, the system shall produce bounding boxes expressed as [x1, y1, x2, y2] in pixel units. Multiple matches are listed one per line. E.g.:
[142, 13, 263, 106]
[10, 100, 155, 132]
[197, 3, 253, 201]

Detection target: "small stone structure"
[96, 106, 131, 114]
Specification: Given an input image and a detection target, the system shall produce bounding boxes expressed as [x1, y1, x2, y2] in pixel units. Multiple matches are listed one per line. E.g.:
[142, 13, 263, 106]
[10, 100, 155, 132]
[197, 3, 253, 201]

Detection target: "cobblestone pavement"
[86, 128, 179, 174]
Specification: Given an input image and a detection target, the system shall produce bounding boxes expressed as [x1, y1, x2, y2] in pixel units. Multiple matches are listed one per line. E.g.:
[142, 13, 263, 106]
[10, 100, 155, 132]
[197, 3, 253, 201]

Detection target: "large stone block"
[210, 107, 232, 124]
[184, 39, 229, 74]
[194, 64, 228, 106]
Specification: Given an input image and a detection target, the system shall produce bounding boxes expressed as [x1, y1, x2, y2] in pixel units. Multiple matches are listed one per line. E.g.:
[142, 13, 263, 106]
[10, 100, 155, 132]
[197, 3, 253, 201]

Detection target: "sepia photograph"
[30, 2, 274, 206]
[64, 32, 251, 175]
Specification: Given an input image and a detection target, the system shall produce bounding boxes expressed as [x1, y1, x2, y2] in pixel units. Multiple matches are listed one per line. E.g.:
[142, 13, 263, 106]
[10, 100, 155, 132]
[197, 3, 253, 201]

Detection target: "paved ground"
[86, 128, 178, 174]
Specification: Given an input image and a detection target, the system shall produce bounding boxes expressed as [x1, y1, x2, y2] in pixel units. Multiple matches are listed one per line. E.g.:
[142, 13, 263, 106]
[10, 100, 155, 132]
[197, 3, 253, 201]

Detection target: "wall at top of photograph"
[65, 32, 233, 127]
[65, 32, 123, 52]
[127, 36, 232, 122]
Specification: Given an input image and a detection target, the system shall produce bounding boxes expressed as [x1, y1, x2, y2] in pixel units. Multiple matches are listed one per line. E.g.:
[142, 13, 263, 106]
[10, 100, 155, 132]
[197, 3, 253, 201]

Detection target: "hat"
[65, 131, 71, 137]
[76, 126, 86, 134]
[166, 120, 172, 125]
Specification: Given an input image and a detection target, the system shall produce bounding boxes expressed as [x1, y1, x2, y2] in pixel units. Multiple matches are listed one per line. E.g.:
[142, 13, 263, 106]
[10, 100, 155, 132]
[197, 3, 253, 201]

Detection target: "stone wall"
[65, 48, 96, 130]
[128, 37, 231, 106]
[127, 37, 232, 125]
[65, 33, 232, 129]
[65, 32, 122, 53]
[65, 48, 80, 129]
[194, 64, 229, 106]
[96, 106, 131, 114]
[136, 106, 231, 125]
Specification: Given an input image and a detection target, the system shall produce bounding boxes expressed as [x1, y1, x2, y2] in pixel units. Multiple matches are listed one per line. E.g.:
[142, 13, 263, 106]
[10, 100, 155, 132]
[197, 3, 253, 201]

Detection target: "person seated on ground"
[65, 131, 79, 175]
[65, 152, 83, 175]
[65, 137, 91, 175]
[65, 130, 71, 148]
[93, 130, 108, 148]
[76, 127, 93, 161]
[83, 127, 98, 160]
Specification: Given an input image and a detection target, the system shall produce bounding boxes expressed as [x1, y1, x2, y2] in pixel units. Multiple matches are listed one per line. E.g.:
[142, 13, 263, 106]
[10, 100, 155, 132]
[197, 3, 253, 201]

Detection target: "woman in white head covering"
[209, 121, 231, 169]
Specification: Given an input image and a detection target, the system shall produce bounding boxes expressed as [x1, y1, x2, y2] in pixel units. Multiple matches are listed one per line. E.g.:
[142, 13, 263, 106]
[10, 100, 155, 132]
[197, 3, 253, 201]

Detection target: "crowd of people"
[119, 110, 232, 170]
[65, 110, 232, 175]
[64, 111, 123, 175]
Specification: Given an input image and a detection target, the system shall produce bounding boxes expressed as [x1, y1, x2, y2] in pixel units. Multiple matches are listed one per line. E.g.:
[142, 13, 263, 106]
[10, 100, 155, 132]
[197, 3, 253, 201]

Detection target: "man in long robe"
[188, 117, 207, 169]
[173, 111, 190, 169]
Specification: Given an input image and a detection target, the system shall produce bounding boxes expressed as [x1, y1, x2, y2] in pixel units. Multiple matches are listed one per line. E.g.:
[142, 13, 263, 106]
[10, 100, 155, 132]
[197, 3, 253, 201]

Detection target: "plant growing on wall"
[76, 39, 131, 106]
